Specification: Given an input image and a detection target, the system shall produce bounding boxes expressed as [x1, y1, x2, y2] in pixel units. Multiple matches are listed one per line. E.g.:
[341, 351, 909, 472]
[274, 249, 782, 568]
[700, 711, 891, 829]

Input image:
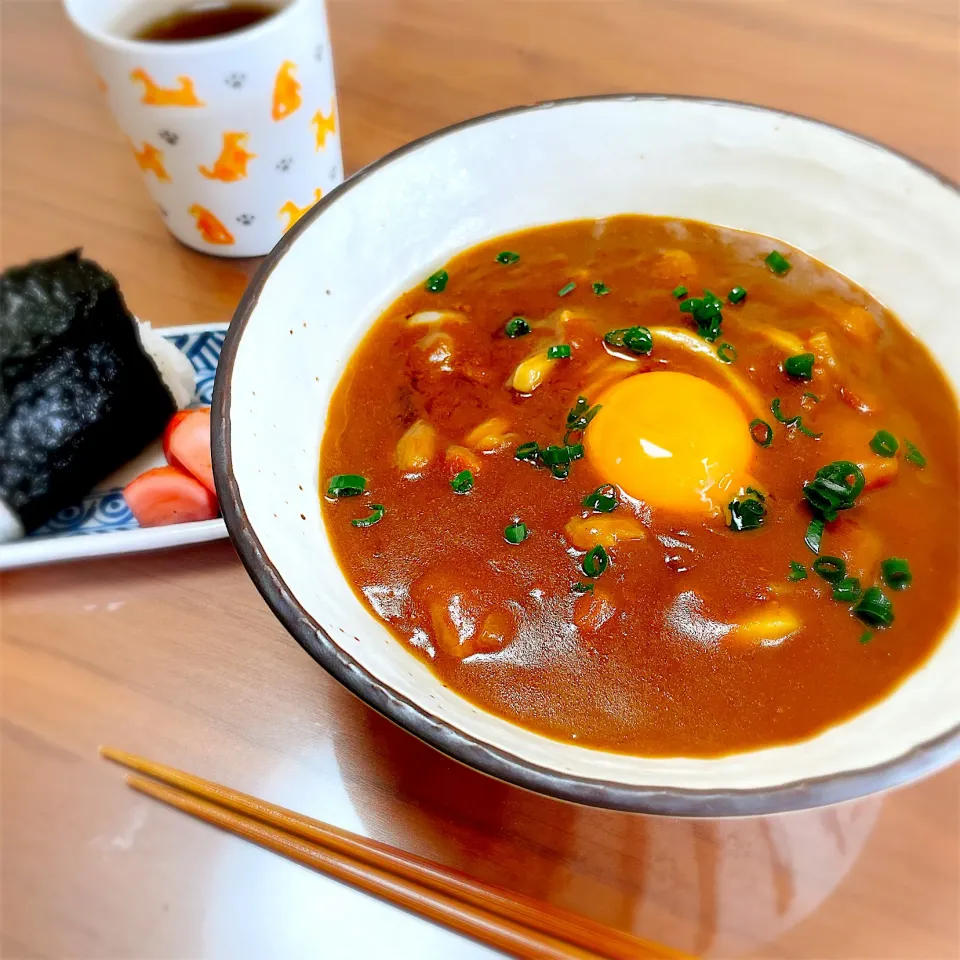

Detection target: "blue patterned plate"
[0, 323, 229, 570]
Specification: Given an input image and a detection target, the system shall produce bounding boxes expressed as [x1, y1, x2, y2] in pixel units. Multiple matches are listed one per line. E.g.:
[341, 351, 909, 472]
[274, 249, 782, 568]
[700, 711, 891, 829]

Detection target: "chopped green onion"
[425, 269, 448, 292]
[592, 281, 610, 296]
[540, 443, 582, 478]
[603, 328, 627, 349]
[566, 396, 589, 423]
[572, 581, 595, 594]
[327, 474, 366, 497]
[804, 518, 824, 554]
[832, 576, 862, 603]
[541, 445, 570, 466]
[771, 398, 822, 438]
[784, 353, 815, 380]
[678, 289, 724, 342]
[803, 461, 865, 521]
[515, 441, 541, 463]
[450, 470, 474, 494]
[858, 631, 873, 645]
[869, 430, 898, 458]
[717, 342, 737, 364]
[547, 344, 572, 359]
[853, 586, 894, 628]
[582, 405, 603, 426]
[495, 251, 520, 264]
[565, 396, 601, 430]
[582, 544, 608, 578]
[727, 494, 767, 532]
[564, 397, 602, 444]
[672, 285, 688, 299]
[541, 444, 581, 465]
[813, 556, 846, 584]
[604, 326, 653, 355]
[770, 398, 790, 423]
[749, 418, 773, 448]
[624, 327, 653, 354]
[881, 557, 912, 591]
[351, 503, 384, 527]
[788, 561, 808, 581]
[582, 485, 619, 513]
[802, 392, 820, 406]
[504, 521, 529, 544]
[796, 421, 822, 440]
[505, 316, 531, 338]
[904, 439, 927, 468]
[558, 281, 576, 297]
[765, 250, 791, 275]
[728, 286, 747, 304]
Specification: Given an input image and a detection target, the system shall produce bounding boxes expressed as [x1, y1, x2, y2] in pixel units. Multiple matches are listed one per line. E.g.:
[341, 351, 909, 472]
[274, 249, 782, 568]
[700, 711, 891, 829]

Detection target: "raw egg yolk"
[586, 371, 753, 515]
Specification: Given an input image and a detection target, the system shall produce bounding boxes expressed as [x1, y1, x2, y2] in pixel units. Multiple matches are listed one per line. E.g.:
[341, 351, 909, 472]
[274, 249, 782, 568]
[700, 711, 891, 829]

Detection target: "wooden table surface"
[2, 1, 958, 957]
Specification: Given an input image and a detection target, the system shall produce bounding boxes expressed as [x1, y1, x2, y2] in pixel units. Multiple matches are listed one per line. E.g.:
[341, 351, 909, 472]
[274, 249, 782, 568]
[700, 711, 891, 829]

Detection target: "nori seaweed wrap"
[0, 251, 179, 536]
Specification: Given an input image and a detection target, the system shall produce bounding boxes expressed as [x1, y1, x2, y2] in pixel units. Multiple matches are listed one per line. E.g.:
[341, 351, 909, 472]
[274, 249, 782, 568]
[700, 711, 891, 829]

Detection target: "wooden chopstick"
[126, 774, 593, 960]
[102, 747, 688, 960]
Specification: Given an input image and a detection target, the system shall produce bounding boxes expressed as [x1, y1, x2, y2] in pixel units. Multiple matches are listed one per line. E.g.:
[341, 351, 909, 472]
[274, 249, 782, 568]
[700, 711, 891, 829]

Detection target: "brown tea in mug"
[136, 2, 280, 42]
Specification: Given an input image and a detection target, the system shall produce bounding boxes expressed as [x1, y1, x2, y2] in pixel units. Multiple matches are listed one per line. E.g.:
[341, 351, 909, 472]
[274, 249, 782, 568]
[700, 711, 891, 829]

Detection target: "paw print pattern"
[236, 213, 255, 225]
[158, 130, 179, 146]
[276, 156, 293, 172]
[224, 72, 246, 89]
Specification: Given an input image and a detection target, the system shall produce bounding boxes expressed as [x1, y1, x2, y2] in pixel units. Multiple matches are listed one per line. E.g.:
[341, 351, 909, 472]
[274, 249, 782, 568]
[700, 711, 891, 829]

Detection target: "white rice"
[136, 321, 195, 409]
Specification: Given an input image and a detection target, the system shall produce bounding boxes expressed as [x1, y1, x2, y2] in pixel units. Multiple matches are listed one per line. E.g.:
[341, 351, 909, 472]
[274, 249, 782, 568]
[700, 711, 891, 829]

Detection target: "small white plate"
[0, 322, 229, 571]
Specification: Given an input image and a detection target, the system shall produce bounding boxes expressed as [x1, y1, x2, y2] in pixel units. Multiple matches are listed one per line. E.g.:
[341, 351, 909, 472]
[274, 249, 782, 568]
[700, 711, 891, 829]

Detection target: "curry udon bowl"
[213, 96, 960, 815]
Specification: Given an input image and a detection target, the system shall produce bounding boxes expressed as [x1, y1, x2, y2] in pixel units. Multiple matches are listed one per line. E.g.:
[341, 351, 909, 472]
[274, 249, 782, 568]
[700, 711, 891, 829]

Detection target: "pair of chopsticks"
[101, 747, 689, 960]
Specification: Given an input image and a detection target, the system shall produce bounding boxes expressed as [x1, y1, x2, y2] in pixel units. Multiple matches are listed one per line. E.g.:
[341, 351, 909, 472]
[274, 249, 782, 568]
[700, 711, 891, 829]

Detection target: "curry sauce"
[320, 216, 958, 757]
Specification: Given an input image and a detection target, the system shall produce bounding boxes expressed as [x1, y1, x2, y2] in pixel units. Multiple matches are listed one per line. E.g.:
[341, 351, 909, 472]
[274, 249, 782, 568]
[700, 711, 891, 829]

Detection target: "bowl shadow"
[328, 694, 882, 958]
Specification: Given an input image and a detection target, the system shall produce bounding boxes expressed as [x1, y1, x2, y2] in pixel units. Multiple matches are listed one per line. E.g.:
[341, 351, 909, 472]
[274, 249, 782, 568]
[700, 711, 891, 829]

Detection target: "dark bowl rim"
[212, 93, 960, 816]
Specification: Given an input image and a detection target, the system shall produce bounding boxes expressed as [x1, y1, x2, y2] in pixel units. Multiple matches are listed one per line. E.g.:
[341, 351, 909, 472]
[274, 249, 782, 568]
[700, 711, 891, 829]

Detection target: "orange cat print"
[279, 189, 323, 232]
[199, 133, 256, 182]
[189, 204, 235, 245]
[272, 61, 301, 121]
[131, 141, 171, 182]
[131, 68, 205, 107]
[312, 100, 337, 151]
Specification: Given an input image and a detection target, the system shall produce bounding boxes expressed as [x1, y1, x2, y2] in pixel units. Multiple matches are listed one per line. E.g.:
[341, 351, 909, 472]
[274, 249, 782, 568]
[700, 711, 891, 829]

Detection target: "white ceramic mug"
[63, 0, 342, 257]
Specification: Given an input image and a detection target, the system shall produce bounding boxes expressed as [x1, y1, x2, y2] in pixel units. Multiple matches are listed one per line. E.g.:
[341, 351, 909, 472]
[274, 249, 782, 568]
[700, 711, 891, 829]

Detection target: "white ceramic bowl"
[213, 96, 960, 815]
